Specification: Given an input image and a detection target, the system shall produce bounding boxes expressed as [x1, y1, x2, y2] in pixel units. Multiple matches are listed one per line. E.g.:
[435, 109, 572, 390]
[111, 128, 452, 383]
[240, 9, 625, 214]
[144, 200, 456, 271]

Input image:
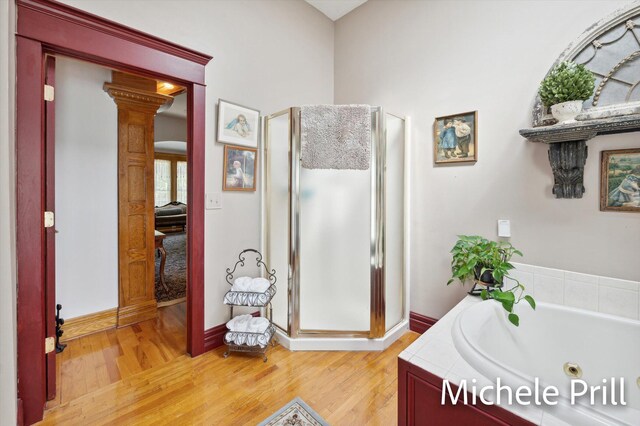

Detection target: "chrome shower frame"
[263, 107, 406, 340]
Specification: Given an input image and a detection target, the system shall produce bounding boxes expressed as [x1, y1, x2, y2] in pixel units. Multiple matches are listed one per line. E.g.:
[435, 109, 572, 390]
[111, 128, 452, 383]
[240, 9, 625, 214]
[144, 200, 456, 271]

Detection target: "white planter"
[550, 100, 583, 124]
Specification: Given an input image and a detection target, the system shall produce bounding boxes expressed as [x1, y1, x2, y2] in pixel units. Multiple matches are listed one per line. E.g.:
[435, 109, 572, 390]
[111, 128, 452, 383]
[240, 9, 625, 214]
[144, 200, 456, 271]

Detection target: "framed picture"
[216, 99, 260, 148]
[600, 148, 640, 212]
[433, 111, 478, 164]
[223, 145, 257, 192]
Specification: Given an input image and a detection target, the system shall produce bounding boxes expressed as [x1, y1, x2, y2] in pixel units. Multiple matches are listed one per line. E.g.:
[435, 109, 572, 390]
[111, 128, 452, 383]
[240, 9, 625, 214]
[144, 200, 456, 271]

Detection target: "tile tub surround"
[509, 263, 639, 320]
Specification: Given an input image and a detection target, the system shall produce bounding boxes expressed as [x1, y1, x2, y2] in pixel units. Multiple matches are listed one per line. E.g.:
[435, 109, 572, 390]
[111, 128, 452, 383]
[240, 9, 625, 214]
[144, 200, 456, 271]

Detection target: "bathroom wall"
[0, 0, 17, 422]
[55, 57, 119, 319]
[334, 0, 640, 319]
[56, 0, 335, 328]
[155, 114, 187, 143]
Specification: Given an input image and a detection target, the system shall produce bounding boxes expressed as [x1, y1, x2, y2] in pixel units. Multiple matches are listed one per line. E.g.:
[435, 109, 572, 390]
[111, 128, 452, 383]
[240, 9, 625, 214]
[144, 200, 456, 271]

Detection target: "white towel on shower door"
[300, 104, 371, 170]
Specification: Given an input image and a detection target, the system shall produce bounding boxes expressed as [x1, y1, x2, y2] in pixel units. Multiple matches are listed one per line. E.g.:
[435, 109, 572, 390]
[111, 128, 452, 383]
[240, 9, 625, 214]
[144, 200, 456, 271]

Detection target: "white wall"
[56, 0, 335, 328]
[55, 57, 119, 319]
[0, 0, 17, 423]
[155, 114, 187, 143]
[335, 0, 640, 319]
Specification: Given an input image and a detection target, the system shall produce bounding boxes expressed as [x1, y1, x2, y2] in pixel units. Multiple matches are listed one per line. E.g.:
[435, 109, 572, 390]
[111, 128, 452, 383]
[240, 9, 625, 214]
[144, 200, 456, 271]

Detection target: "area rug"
[155, 232, 186, 304]
[258, 397, 329, 426]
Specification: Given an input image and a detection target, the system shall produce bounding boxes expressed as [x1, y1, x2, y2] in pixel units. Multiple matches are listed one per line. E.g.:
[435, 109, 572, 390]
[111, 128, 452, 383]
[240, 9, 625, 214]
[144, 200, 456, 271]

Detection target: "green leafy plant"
[538, 61, 595, 107]
[447, 235, 521, 285]
[447, 235, 535, 327]
[480, 286, 536, 327]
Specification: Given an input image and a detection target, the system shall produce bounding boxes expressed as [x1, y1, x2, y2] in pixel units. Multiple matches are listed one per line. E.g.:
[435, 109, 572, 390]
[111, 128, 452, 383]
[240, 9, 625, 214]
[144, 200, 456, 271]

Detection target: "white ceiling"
[155, 140, 187, 154]
[305, 0, 368, 21]
[158, 92, 187, 118]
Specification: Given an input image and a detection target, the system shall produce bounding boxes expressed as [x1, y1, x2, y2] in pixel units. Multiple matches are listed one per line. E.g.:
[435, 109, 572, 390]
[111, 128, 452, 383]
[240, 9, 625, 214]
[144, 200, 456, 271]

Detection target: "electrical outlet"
[498, 219, 511, 238]
[206, 192, 222, 210]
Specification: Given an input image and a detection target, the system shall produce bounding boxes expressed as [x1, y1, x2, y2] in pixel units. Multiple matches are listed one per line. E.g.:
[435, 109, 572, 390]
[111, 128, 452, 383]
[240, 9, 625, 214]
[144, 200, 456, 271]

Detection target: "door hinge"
[44, 84, 55, 102]
[44, 211, 55, 228]
[45, 337, 55, 354]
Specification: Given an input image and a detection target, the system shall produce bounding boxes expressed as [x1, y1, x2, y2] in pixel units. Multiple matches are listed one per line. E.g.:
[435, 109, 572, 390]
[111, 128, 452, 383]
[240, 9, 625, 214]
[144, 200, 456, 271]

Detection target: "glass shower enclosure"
[262, 107, 408, 347]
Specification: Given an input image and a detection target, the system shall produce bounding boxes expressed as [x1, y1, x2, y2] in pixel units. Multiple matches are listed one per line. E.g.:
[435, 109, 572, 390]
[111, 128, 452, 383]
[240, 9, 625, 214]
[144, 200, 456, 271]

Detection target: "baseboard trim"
[117, 299, 158, 327]
[204, 310, 260, 352]
[60, 308, 118, 342]
[409, 311, 438, 334]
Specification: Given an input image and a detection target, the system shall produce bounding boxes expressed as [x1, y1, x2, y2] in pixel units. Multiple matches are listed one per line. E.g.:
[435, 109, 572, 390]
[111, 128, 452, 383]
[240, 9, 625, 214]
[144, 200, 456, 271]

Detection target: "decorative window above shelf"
[520, 2, 640, 199]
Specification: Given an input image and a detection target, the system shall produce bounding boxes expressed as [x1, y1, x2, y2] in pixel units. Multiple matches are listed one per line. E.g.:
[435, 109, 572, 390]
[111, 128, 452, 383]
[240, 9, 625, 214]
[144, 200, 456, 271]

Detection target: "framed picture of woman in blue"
[433, 111, 478, 164]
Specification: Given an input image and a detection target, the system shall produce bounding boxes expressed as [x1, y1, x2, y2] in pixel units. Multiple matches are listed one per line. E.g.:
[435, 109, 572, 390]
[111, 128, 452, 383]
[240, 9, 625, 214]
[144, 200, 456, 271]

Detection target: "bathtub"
[452, 301, 640, 425]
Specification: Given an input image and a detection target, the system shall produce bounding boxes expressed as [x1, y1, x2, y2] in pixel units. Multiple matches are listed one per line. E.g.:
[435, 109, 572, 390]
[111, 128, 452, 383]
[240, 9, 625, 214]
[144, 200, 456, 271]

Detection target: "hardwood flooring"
[46, 302, 187, 410]
[40, 314, 418, 426]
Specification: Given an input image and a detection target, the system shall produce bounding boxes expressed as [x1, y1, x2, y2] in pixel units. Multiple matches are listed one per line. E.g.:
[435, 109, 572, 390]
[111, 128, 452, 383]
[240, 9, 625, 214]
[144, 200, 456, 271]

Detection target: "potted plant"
[538, 61, 595, 124]
[447, 235, 535, 326]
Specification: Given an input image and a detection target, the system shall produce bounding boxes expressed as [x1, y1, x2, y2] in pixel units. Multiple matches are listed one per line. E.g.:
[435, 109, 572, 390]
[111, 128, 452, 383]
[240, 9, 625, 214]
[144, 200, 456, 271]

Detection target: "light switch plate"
[206, 192, 222, 210]
[498, 219, 511, 238]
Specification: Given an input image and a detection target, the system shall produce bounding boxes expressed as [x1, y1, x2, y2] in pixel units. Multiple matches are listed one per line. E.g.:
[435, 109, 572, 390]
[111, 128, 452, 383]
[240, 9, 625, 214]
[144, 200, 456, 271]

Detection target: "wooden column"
[105, 72, 171, 327]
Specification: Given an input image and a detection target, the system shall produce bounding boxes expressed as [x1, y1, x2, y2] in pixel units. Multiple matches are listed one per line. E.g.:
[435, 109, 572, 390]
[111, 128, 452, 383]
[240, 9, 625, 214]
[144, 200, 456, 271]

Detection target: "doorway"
[44, 57, 190, 408]
[15, 1, 211, 423]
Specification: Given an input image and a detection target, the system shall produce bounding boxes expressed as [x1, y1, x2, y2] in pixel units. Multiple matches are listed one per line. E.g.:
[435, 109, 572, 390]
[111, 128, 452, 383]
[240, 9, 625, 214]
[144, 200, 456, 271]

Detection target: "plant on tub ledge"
[538, 60, 595, 124]
[447, 235, 536, 327]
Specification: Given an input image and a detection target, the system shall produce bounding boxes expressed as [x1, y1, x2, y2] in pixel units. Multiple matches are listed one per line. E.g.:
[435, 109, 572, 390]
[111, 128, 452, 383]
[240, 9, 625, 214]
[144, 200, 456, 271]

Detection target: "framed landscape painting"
[433, 111, 477, 164]
[600, 148, 640, 213]
[223, 145, 257, 192]
[217, 99, 260, 148]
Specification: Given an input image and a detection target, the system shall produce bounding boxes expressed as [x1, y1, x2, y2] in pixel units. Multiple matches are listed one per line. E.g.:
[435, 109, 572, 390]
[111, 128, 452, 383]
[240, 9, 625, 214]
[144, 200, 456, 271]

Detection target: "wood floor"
[40, 312, 418, 425]
[46, 302, 187, 409]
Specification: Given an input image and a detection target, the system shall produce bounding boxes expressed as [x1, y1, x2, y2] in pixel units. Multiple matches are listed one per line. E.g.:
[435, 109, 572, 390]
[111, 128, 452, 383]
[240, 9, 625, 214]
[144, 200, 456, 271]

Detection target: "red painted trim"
[186, 83, 206, 357]
[409, 311, 438, 334]
[203, 323, 227, 353]
[17, 398, 24, 426]
[44, 55, 56, 401]
[16, 36, 47, 426]
[17, 0, 211, 85]
[16, 2, 212, 423]
[398, 357, 534, 426]
[204, 311, 260, 352]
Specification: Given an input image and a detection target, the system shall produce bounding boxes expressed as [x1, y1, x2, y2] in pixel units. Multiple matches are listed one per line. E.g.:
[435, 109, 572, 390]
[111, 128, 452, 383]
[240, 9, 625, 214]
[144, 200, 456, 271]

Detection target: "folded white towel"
[249, 277, 270, 293]
[226, 314, 252, 331]
[231, 276, 252, 292]
[247, 317, 270, 334]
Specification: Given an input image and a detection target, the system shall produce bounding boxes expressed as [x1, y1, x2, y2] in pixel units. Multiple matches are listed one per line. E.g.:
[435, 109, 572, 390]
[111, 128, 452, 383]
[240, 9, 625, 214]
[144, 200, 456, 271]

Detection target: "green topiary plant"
[447, 235, 535, 327]
[538, 61, 595, 107]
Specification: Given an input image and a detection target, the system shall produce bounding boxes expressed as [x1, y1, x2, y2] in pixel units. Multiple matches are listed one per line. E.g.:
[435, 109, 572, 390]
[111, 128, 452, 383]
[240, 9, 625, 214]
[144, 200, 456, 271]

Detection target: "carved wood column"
[104, 72, 171, 327]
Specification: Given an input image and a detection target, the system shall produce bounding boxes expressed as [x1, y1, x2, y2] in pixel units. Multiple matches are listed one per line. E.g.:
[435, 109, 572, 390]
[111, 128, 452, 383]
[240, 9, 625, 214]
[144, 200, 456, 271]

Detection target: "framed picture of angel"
[216, 99, 260, 148]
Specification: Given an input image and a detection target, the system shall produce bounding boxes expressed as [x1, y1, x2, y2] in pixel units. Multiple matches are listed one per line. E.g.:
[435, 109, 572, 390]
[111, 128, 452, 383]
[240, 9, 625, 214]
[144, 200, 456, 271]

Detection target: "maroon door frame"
[44, 54, 56, 401]
[15, 1, 212, 424]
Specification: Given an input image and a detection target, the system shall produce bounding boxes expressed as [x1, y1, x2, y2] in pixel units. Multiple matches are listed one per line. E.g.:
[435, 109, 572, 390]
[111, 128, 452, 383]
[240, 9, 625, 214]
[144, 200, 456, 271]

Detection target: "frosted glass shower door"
[385, 114, 405, 331]
[265, 112, 290, 332]
[298, 167, 371, 333]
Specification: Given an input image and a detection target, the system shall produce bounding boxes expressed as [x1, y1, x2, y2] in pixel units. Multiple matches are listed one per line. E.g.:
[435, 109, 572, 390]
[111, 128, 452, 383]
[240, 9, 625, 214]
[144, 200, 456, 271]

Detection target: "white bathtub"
[452, 301, 640, 425]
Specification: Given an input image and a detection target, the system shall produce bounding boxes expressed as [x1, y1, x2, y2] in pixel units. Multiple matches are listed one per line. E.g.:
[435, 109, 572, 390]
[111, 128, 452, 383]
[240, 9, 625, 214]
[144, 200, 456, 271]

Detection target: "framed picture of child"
[216, 99, 260, 148]
[600, 149, 640, 213]
[223, 145, 257, 192]
[433, 111, 478, 164]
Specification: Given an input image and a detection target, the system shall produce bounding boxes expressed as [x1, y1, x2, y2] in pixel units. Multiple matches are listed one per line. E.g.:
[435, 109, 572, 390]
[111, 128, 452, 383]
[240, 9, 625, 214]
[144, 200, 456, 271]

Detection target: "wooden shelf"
[519, 114, 640, 144]
[519, 114, 640, 199]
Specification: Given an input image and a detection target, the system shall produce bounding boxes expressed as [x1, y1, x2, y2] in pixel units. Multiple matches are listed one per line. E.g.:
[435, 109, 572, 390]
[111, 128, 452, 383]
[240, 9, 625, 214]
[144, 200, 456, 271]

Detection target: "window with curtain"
[154, 159, 172, 206]
[176, 161, 187, 203]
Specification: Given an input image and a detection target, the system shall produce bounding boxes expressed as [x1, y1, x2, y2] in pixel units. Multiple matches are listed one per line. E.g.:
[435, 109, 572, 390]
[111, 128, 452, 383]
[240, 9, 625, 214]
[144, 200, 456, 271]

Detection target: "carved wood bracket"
[548, 141, 588, 199]
[520, 114, 640, 198]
